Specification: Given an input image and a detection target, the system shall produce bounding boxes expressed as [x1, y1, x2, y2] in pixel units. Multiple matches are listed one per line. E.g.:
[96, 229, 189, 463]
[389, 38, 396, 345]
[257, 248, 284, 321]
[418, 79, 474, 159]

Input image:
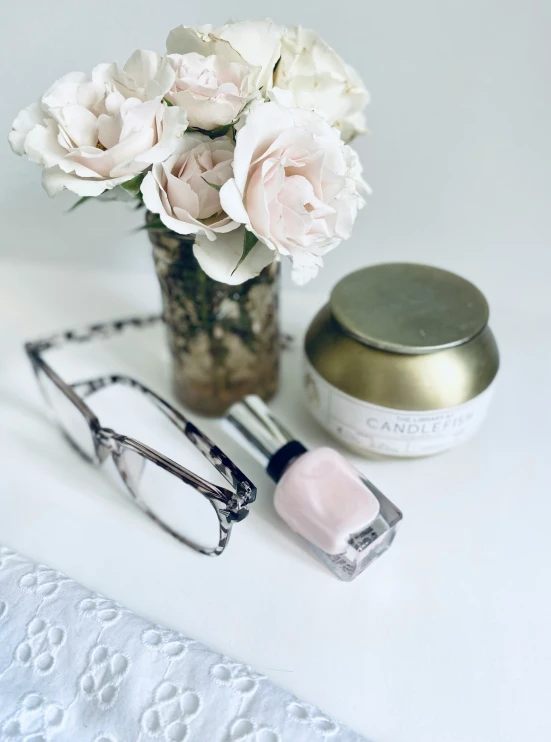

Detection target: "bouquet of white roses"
[9, 20, 370, 285]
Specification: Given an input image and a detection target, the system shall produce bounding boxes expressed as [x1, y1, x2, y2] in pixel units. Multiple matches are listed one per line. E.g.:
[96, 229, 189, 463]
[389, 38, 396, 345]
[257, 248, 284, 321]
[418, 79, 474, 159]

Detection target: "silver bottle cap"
[226, 396, 308, 483]
[226, 395, 295, 459]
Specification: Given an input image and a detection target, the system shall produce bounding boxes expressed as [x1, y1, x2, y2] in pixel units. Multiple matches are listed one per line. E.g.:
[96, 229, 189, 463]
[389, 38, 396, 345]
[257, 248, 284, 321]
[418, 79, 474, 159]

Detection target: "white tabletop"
[1, 259, 549, 742]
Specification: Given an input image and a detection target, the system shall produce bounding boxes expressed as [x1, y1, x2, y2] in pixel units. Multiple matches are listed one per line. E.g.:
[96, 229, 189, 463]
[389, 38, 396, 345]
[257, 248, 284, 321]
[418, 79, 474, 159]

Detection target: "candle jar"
[304, 263, 500, 457]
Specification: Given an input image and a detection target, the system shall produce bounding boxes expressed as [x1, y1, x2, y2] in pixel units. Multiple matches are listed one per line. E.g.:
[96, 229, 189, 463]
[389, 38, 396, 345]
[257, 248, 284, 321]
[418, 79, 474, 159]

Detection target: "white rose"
[165, 53, 260, 131]
[140, 132, 238, 239]
[166, 19, 283, 91]
[9, 69, 188, 197]
[271, 26, 369, 143]
[94, 49, 176, 101]
[219, 101, 369, 284]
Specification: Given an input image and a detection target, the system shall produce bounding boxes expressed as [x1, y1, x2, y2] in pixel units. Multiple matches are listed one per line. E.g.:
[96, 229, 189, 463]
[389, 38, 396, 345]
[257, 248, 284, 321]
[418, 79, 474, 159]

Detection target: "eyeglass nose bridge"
[96, 427, 120, 462]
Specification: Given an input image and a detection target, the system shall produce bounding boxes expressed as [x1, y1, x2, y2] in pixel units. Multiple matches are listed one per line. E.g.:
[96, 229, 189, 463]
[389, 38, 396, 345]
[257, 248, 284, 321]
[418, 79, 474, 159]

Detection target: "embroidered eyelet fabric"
[0, 547, 368, 742]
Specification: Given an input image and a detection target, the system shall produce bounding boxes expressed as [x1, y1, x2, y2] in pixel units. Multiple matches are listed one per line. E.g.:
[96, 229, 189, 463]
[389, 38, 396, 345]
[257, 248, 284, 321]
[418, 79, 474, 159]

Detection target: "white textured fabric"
[0, 547, 367, 742]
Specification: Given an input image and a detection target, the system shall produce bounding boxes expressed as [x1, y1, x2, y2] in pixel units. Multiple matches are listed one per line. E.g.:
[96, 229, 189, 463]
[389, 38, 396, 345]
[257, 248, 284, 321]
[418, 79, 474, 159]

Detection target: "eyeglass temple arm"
[70, 374, 254, 494]
[25, 315, 163, 354]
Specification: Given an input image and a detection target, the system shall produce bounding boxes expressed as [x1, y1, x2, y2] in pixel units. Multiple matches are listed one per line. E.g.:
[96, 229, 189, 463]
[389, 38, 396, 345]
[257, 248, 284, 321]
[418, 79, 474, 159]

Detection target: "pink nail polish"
[227, 396, 402, 581]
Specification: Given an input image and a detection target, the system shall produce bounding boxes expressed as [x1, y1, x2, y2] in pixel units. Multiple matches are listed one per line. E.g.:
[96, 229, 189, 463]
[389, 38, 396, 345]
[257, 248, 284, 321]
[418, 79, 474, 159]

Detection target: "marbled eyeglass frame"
[25, 315, 257, 556]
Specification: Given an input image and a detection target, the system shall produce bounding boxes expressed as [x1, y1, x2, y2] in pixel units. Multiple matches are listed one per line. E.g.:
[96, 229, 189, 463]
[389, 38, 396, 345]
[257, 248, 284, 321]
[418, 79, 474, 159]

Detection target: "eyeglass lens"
[37, 367, 96, 461]
[115, 445, 222, 550]
[36, 367, 223, 551]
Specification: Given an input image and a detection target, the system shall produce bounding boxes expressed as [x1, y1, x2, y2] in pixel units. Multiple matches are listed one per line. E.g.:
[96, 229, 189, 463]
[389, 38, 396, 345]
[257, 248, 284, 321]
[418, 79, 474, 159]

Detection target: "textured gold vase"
[149, 224, 280, 417]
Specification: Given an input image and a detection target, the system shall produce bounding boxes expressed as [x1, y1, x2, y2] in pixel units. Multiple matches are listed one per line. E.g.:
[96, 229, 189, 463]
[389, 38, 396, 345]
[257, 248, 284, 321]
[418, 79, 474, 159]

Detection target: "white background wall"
[2, 0, 550, 307]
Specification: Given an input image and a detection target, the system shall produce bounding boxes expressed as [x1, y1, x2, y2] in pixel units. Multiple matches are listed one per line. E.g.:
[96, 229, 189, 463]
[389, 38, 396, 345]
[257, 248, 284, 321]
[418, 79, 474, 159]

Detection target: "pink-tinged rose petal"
[245, 162, 273, 238]
[232, 103, 295, 193]
[227, 101, 368, 284]
[165, 51, 259, 131]
[70, 129, 154, 178]
[166, 20, 281, 91]
[140, 132, 238, 241]
[12, 59, 190, 198]
[166, 170, 199, 217]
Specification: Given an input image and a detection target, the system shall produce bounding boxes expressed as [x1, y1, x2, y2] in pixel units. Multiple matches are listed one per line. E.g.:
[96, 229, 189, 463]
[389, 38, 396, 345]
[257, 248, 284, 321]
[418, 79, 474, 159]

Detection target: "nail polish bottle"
[226, 396, 403, 581]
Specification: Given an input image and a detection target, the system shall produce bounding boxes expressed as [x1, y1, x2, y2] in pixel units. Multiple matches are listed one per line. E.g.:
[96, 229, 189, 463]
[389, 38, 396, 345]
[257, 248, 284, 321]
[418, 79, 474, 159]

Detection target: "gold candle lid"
[330, 263, 490, 355]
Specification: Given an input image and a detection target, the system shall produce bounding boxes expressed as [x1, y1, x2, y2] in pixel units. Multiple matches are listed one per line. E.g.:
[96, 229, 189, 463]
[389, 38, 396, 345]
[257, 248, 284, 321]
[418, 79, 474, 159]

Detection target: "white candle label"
[304, 359, 496, 457]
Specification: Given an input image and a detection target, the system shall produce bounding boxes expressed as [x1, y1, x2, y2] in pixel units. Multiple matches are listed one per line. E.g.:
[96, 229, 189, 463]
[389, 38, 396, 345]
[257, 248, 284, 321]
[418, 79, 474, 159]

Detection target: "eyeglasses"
[25, 315, 256, 557]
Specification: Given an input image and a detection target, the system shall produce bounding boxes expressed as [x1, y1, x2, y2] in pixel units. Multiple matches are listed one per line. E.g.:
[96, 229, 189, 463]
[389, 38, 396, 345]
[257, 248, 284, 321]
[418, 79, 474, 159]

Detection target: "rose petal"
[219, 178, 250, 225]
[215, 20, 282, 90]
[273, 25, 369, 142]
[9, 102, 45, 156]
[193, 227, 274, 285]
[232, 103, 295, 193]
[24, 120, 67, 167]
[94, 51, 176, 102]
[221, 101, 368, 284]
[137, 103, 188, 163]
[166, 25, 246, 66]
[57, 104, 98, 148]
[42, 166, 132, 197]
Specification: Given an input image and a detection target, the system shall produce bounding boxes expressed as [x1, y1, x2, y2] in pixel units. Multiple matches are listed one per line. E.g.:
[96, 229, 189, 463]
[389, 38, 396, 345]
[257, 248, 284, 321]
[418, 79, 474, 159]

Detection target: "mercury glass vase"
[149, 225, 280, 417]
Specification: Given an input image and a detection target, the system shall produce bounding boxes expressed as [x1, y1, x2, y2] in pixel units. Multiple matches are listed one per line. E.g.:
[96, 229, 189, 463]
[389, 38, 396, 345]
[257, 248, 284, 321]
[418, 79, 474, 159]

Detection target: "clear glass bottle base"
[307, 480, 402, 581]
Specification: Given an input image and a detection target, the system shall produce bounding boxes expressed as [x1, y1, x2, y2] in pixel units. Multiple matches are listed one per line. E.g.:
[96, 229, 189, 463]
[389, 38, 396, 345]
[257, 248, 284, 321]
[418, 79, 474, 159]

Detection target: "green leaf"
[136, 215, 167, 231]
[190, 123, 233, 139]
[120, 172, 147, 199]
[67, 196, 90, 212]
[201, 177, 222, 192]
[231, 230, 258, 276]
[164, 98, 174, 106]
